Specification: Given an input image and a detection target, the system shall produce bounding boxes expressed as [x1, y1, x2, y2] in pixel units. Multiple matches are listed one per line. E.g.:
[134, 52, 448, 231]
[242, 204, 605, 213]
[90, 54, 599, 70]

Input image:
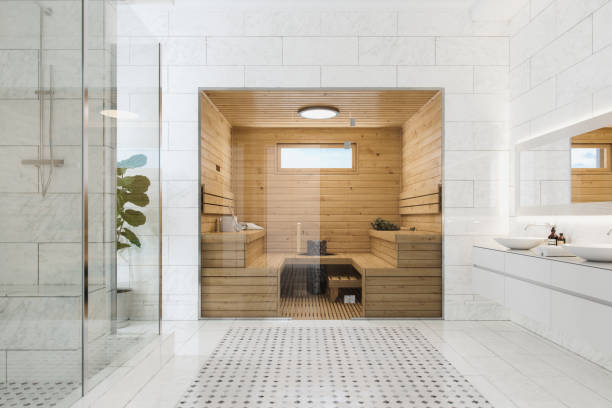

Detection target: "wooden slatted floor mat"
[280, 266, 362, 320]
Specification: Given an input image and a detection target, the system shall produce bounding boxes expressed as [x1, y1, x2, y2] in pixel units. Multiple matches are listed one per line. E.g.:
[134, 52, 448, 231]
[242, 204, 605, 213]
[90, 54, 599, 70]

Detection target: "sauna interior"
[200, 90, 443, 319]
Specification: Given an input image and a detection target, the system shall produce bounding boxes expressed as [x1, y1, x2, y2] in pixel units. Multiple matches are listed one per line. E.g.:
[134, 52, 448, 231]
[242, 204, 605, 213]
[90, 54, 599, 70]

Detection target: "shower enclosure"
[0, 1, 161, 406]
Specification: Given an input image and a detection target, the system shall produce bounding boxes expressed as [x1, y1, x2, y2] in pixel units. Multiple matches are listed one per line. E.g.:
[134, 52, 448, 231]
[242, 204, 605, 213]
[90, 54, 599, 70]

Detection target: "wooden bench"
[327, 273, 361, 302]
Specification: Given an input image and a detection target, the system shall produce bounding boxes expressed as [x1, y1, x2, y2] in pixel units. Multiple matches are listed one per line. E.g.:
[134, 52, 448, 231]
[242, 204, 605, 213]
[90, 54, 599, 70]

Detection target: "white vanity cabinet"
[472, 246, 612, 370]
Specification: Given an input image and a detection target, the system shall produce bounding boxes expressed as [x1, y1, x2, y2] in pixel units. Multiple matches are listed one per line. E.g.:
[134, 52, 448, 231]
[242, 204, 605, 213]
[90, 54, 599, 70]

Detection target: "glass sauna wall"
[0, 1, 161, 405]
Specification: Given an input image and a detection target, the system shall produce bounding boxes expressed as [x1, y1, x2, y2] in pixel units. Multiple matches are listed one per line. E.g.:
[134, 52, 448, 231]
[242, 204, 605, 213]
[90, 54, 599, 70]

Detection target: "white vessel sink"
[494, 237, 546, 250]
[564, 244, 612, 262]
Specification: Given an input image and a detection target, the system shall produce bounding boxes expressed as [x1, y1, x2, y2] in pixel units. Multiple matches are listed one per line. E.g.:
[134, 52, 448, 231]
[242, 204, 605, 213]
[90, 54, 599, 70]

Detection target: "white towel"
[536, 245, 573, 257]
[245, 222, 264, 230]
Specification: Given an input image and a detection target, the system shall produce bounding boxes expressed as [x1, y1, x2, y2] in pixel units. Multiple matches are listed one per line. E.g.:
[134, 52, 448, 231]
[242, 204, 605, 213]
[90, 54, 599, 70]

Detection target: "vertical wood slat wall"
[400, 92, 442, 233]
[232, 127, 402, 253]
[201, 94, 233, 232]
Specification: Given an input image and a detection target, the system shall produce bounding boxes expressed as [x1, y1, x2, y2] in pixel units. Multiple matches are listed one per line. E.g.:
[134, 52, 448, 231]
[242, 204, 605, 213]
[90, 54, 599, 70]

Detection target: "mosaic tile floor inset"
[176, 327, 493, 408]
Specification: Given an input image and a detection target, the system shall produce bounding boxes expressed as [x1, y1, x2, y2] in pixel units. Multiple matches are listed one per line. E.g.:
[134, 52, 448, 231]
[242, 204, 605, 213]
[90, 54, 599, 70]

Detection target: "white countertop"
[474, 244, 612, 271]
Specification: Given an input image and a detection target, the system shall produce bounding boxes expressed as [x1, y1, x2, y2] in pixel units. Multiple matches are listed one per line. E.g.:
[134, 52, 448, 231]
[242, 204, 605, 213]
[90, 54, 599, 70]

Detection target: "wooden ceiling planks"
[202, 89, 440, 128]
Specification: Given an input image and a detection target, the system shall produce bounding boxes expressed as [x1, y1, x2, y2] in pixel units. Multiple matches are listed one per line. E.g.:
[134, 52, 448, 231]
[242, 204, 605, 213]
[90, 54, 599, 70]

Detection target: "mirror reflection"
[571, 128, 612, 203]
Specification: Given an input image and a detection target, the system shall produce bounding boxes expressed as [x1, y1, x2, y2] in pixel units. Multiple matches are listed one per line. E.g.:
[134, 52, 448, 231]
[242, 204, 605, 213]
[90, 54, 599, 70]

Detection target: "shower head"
[36, 2, 53, 16]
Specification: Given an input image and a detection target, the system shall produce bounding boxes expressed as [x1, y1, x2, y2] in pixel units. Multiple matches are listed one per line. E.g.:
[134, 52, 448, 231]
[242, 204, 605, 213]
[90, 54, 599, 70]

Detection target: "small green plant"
[370, 217, 400, 231]
[116, 154, 150, 251]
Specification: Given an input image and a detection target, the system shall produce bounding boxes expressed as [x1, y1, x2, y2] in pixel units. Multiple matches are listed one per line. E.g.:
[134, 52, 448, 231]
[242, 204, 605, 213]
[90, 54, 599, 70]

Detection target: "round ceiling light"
[298, 106, 339, 120]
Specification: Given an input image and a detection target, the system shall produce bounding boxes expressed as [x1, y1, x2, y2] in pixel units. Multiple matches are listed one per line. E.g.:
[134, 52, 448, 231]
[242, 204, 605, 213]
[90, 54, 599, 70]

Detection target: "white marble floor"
[118, 320, 612, 408]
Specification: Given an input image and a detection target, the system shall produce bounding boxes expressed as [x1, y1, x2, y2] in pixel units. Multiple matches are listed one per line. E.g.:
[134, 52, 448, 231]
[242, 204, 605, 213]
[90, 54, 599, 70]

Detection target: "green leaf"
[122, 175, 150, 194]
[117, 154, 147, 169]
[125, 192, 149, 207]
[117, 242, 131, 251]
[117, 167, 127, 177]
[122, 209, 146, 227]
[121, 227, 141, 248]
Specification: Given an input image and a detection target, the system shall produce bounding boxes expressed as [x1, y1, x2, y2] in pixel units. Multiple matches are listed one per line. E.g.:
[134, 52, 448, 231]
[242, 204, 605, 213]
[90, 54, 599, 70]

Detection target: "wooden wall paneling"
[201, 93, 233, 232]
[232, 127, 403, 253]
[204, 90, 439, 128]
[400, 91, 442, 233]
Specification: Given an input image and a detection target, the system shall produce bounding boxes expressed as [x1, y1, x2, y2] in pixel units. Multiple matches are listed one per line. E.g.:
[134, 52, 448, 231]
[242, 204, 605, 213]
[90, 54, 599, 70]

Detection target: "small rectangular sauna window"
[571, 144, 609, 172]
[277, 143, 357, 173]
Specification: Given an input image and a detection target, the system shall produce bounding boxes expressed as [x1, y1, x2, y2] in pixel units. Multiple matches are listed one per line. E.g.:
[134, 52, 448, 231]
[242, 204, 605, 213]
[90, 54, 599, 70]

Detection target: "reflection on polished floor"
[115, 320, 612, 408]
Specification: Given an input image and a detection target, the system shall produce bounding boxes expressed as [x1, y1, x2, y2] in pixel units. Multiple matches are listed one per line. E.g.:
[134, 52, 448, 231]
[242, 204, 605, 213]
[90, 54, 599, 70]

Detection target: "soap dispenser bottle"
[548, 226, 558, 246]
[557, 233, 566, 246]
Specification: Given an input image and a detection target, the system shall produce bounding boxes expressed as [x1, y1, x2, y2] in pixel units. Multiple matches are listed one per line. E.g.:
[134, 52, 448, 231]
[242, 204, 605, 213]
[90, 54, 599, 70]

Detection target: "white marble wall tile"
[594, 84, 612, 115]
[510, 78, 555, 127]
[44, 146, 82, 194]
[511, 3, 556, 66]
[162, 266, 198, 295]
[129, 38, 159, 66]
[509, 3, 530, 36]
[445, 151, 509, 181]
[474, 181, 500, 208]
[168, 235, 198, 266]
[117, 4, 169, 37]
[162, 38, 205, 66]
[117, 66, 158, 90]
[0, 243, 37, 285]
[359, 37, 435, 65]
[531, 0, 555, 18]
[168, 66, 244, 93]
[398, 9, 473, 36]
[397, 66, 473, 93]
[162, 181, 198, 208]
[530, 94, 593, 138]
[244, 10, 320, 36]
[474, 66, 509, 93]
[169, 7, 243, 36]
[594, 1, 612, 51]
[555, 0, 608, 37]
[43, 50, 82, 99]
[444, 235, 476, 265]
[520, 150, 570, 181]
[445, 181, 474, 207]
[7, 350, 81, 382]
[162, 94, 201, 123]
[0, 146, 39, 193]
[0, 1, 39, 49]
[509, 60, 531, 99]
[445, 266, 474, 295]
[162, 293, 198, 320]
[43, 1, 83, 50]
[0, 297, 81, 349]
[436, 37, 509, 66]
[473, 122, 508, 151]
[530, 17, 593, 87]
[320, 11, 397, 36]
[446, 94, 508, 122]
[445, 122, 475, 151]
[162, 208, 198, 236]
[88, 288, 111, 341]
[0, 100, 39, 146]
[38, 243, 81, 285]
[207, 37, 282, 66]
[556, 44, 612, 107]
[53, 98, 88, 146]
[0, 51, 38, 99]
[167, 122, 198, 151]
[283, 37, 358, 65]
[161, 150, 198, 181]
[519, 181, 541, 207]
[321, 66, 396, 87]
[129, 236, 162, 267]
[245, 66, 320, 87]
[540, 180, 571, 206]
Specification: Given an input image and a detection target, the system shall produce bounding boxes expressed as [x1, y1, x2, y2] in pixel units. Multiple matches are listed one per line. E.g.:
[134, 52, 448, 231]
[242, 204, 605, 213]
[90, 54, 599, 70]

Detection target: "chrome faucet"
[524, 222, 553, 231]
[607, 227, 612, 236]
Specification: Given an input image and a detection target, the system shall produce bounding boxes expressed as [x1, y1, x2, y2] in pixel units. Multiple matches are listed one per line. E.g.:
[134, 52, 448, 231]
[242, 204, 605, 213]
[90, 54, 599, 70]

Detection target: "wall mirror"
[516, 111, 612, 215]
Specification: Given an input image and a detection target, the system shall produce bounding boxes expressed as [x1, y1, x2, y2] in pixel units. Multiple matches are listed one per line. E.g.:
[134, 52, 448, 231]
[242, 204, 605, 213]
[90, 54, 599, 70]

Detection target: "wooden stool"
[328, 274, 361, 302]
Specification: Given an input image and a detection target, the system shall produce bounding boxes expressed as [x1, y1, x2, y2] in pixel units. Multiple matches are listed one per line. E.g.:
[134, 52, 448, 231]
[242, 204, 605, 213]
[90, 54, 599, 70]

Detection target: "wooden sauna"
[200, 90, 443, 319]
